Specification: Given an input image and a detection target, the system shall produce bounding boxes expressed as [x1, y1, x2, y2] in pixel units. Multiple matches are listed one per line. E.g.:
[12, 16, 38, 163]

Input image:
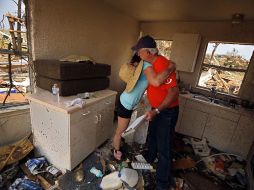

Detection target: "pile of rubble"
[0, 131, 248, 190]
[57, 133, 248, 190]
[0, 135, 62, 190]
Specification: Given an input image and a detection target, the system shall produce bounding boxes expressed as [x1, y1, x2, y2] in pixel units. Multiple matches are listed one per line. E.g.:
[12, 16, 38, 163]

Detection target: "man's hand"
[145, 110, 157, 121]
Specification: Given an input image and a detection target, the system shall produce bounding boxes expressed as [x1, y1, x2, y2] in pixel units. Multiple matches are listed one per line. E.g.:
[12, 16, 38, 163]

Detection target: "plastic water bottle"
[52, 83, 60, 102]
[90, 167, 103, 177]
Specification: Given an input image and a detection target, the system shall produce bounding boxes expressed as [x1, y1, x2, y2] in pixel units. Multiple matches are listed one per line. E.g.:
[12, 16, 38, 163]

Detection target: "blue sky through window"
[206, 42, 254, 60]
[0, 0, 25, 29]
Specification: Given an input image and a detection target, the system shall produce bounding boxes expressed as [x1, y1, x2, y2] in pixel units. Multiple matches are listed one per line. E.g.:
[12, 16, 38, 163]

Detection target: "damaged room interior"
[0, 0, 254, 189]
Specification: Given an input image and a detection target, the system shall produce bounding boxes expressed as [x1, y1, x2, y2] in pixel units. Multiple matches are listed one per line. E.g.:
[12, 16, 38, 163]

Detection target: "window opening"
[155, 40, 172, 60]
[197, 42, 254, 95]
[0, 0, 30, 107]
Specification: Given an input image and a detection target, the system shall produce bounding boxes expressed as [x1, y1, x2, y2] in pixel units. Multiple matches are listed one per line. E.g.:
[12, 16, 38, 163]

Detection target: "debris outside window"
[156, 40, 172, 60]
[0, 0, 30, 107]
[198, 42, 254, 95]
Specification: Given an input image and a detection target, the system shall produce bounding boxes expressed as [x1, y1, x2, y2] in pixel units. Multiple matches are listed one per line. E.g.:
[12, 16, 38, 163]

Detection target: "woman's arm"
[144, 61, 176, 87]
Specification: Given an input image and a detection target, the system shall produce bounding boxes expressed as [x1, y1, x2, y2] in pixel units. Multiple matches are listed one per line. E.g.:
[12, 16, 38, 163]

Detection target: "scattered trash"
[47, 181, 59, 190]
[9, 177, 43, 190]
[25, 157, 47, 175]
[37, 174, 52, 190]
[74, 169, 85, 183]
[190, 138, 211, 157]
[77, 92, 93, 99]
[90, 167, 103, 178]
[74, 164, 85, 183]
[173, 157, 196, 170]
[100, 157, 106, 175]
[119, 168, 138, 188]
[214, 158, 225, 173]
[135, 154, 147, 163]
[4, 132, 247, 190]
[46, 165, 61, 177]
[107, 162, 117, 172]
[0, 134, 33, 172]
[131, 162, 153, 170]
[0, 163, 20, 188]
[175, 178, 184, 190]
[100, 171, 122, 190]
[142, 170, 156, 190]
[64, 98, 85, 108]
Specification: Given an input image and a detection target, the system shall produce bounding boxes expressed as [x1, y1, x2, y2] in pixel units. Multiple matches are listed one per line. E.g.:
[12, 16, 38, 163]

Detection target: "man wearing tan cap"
[133, 35, 179, 190]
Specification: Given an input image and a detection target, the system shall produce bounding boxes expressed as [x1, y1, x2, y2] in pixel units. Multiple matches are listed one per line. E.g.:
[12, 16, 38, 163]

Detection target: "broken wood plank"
[214, 72, 229, 92]
[20, 163, 37, 182]
[7, 19, 17, 50]
[100, 157, 106, 174]
[0, 145, 17, 172]
[9, 29, 26, 33]
[0, 133, 33, 170]
[5, 13, 25, 23]
[21, 163, 53, 190]
[37, 175, 52, 190]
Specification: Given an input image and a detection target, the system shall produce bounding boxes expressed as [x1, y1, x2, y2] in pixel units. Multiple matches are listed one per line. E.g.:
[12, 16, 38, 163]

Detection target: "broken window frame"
[197, 41, 254, 96]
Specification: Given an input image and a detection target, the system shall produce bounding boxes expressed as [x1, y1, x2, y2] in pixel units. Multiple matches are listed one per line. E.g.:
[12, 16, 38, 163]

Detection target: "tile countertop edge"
[26, 88, 117, 114]
[179, 93, 254, 116]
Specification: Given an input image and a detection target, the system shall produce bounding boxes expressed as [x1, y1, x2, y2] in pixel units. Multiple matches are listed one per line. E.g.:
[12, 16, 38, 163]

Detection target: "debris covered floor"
[0, 133, 248, 190]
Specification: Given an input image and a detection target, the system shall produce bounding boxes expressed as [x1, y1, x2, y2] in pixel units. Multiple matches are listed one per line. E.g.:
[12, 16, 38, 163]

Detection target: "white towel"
[64, 98, 85, 108]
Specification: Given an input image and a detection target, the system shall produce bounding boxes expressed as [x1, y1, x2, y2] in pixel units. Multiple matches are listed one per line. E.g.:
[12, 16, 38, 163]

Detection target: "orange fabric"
[147, 56, 179, 108]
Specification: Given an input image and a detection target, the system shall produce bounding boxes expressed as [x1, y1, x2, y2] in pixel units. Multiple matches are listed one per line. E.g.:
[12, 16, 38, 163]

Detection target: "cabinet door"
[30, 102, 69, 171]
[175, 96, 187, 132]
[203, 115, 237, 152]
[170, 33, 201, 72]
[228, 115, 254, 158]
[178, 107, 208, 138]
[70, 106, 96, 169]
[95, 96, 116, 147]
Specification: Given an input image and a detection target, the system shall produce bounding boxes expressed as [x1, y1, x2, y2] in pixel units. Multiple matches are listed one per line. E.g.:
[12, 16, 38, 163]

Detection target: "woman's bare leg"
[113, 116, 131, 160]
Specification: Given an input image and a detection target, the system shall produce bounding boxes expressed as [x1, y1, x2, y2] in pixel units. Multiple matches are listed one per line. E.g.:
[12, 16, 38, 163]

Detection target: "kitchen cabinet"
[175, 95, 186, 132]
[203, 115, 237, 152]
[170, 33, 201, 72]
[228, 115, 254, 158]
[27, 88, 117, 171]
[69, 105, 97, 168]
[178, 104, 208, 138]
[177, 94, 254, 158]
[95, 96, 116, 147]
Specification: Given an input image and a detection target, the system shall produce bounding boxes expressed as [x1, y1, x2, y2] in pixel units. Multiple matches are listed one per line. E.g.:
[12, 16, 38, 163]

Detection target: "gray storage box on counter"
[34, 59, 111, 96]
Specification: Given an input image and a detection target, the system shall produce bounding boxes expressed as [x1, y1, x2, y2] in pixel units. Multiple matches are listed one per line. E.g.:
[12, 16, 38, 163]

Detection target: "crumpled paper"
[64, 98, 85, 108]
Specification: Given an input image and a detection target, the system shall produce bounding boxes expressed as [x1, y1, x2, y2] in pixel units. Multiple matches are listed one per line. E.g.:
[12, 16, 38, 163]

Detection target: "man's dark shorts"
[118, 100, 133, 118]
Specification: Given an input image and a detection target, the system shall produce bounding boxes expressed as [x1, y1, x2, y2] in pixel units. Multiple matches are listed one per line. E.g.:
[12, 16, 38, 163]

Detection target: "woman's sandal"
[113, 149, 122, 161]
